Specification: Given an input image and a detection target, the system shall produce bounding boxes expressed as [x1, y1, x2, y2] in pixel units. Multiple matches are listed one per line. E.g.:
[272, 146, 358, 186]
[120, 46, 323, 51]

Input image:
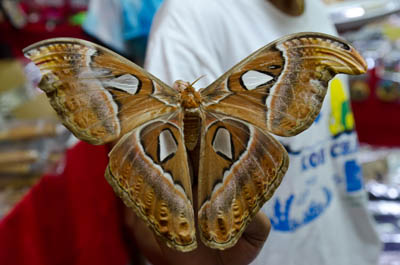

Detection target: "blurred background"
[1, 0, 400, 264]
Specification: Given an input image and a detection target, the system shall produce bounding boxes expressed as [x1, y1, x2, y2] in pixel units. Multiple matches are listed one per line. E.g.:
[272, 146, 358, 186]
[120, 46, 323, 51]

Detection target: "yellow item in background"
[329, 78, 355, 136]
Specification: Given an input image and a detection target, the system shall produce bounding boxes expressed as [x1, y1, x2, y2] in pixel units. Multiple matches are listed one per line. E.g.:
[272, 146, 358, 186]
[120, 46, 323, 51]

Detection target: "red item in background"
[0, 20, 90, 58]
[0, 142, 129, 265]
[352, 68, 400, 147]
[0, 0, 89, 59]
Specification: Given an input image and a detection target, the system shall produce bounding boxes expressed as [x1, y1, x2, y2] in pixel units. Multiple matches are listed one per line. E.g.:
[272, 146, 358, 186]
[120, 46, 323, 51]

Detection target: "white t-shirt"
[145, 0, 382, 264]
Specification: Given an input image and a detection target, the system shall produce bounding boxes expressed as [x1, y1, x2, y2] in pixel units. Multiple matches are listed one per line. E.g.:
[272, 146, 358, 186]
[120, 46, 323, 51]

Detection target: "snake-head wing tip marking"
[346, 47, 367, 75]
[275, 32, 367, 76]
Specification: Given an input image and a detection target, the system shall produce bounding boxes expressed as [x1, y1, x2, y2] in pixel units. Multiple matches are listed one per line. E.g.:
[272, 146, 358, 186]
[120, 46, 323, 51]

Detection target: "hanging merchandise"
[120, 0, 163, 39]
[83, 0, 125, 52]
[342, 14, 400, 146]
[83, 0, 163, 64]
[360, 146, 400, 253]
[349, 76, 370, 102]
[0, 0, 89, 58]
[375, 46, 400, 103]
[375, 79, 400, 102]
[1, 0, 27, 29]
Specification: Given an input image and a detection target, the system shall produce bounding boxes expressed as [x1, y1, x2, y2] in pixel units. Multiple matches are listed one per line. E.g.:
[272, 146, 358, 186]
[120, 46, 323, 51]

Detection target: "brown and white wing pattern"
[23, 38, 178, 145]
[23, 33, 368, 252]
[106, 112, 196, 251]
[197, 113, 288, 249]
[200, 32, 367, 136]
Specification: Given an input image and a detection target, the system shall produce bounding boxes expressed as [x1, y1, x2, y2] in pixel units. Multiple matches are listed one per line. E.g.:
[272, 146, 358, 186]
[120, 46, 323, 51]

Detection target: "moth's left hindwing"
[106, 113, 196, 251]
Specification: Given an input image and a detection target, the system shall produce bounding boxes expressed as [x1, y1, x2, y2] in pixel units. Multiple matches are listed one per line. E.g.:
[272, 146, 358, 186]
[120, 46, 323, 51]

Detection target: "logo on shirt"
[270, 187, 332, 231]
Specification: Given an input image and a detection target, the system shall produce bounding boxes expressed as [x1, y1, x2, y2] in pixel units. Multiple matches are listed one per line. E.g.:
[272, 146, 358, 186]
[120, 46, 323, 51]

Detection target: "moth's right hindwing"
[197, 114, 288, 249]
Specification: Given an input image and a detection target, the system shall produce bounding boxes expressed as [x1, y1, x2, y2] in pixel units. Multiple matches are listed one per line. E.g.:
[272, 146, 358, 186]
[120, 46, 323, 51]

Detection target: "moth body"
[182, 110, 201, 152]
[173, 80, 204, 152]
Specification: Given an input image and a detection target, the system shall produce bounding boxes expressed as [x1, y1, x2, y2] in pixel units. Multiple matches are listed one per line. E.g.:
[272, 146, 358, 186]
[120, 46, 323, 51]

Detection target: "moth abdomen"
[183, 111, 202, 151]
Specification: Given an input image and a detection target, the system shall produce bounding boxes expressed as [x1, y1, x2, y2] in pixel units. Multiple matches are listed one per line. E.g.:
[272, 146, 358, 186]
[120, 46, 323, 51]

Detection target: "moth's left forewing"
[197, 114, 288, 249]
[23, 38, 179, 145]
[200, 32, 367, 136]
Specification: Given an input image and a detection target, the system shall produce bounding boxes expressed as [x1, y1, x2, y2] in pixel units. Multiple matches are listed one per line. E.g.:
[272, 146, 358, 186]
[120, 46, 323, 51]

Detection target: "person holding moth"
[21, 0, 381, 264]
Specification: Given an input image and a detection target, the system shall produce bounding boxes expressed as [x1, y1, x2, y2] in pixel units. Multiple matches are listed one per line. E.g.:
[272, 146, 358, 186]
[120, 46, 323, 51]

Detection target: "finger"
[217, 212, 270, 265]
[242, 211, 271, 249]
[123, 206, 165, 264]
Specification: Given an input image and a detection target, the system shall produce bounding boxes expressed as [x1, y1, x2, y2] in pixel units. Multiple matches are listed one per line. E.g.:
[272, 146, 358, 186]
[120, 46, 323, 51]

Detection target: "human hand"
[117, 141, 271, 265]
[124, 205, 270, 265]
